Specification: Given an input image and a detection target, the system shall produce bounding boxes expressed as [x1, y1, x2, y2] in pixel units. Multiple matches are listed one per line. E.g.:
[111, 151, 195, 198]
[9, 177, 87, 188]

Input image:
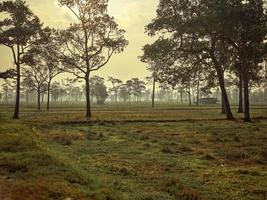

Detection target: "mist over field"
[0, 0, 267, 200]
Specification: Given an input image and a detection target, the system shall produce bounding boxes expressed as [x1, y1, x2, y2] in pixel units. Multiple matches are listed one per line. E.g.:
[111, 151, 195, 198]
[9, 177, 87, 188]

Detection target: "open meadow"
[0, 103, 267, 200]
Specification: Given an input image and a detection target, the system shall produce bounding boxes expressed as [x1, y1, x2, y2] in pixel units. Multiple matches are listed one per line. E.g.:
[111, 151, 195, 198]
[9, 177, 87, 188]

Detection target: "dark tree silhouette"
[145, 0, 267, 120]
[0, 69, 16, 79]
[0, 0, 42, 119]
[218, 0, 267, 122]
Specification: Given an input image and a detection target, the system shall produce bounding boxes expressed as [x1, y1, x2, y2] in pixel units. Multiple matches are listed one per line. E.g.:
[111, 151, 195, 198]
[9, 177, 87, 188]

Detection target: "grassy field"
[0, 103, 267, 200]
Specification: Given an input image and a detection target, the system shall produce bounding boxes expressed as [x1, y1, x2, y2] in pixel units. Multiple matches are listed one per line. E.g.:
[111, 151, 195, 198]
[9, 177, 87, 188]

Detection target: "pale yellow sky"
[0, 0, 158, 82]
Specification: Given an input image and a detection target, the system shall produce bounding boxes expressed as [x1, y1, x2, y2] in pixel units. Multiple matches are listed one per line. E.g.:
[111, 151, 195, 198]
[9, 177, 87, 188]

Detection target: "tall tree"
[146, 0, 235, 120]
[58, 0, 128, 117]
[218, 0, 267, 122]
[108, 76, 122, 103]
[39, 28, 63, 110]
[0, 0, 42, 119]
[119, 84, 130, 102]
[140, 39, 173, 108]
[21, 72, 34, 105]
[131, 78, 146, 102]
[125, 80, 133, 102]
[23, 63, 48, 111]
[90, 76, 108, 105]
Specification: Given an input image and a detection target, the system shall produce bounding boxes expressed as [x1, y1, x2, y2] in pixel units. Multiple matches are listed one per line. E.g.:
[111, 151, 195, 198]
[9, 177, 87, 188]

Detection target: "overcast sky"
[0, 0, 158, 82]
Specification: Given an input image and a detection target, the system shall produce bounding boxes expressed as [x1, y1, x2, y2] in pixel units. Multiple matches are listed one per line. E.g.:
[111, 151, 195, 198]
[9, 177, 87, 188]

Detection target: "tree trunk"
[221, 92, 226, 114]
[47, 80, 51, 110]
[152, 73, 156, 108]
[5, 87, 8, 104]
[41, 93, 44, 103]
[85, 75, 92, 117]
[180, 91, 183, 103]
[13, 62, 20, 119]
[196, 78, 200, 106]
[37, 87, 41, 111]
[237, 73, 244, 113]
[210, 52, 234, 120]
[26, 88, 29, 105]
[243, 74, 251, 122]
[188, 84, 192, 106]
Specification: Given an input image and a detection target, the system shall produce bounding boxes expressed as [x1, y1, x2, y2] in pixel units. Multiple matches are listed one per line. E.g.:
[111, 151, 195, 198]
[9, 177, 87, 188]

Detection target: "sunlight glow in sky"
[0, 0, 158, 82]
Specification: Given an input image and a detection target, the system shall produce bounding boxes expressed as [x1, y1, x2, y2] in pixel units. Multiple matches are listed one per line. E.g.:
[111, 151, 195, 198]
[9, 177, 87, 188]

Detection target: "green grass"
[0, 103, 267, 200]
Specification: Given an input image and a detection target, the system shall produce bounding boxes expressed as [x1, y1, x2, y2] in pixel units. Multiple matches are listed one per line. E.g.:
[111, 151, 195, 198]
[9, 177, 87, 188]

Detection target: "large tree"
[146, 0, 266, 120]
[58, 0, 128, 117]
[217, 0, 267, 122]
[0, 0, 42, 119]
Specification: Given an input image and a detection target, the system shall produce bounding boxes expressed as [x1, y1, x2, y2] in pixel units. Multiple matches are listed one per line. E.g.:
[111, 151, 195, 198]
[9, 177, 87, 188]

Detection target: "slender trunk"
[47, 80, 51, 110]
[210, 52, 234, 120]
[196, 78, 200, 106]
[152, 73, 156, 108]
[26, 88, 29, 105]
[85, 75, 92, 117]
[177, 89, 179, 103]
[180, 91, 183, 103]
[13, 63, 20, 119]
[243, 74, 251, 122]
[84, 26, 92, 117]
[192, 88, 195, 105]
[188, 84, 192, 106]
[37, 87, 41, 111]
[221, 92, 226, 114]
[115, 92, 118, 103]
[5, 87, 8, 104]
[41, 93, 44, 103]
[237, 73, 244, 113]
[91, 93, 94, 104]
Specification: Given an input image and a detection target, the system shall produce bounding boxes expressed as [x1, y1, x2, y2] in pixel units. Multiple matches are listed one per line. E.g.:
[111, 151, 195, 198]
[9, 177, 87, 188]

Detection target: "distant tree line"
[1, 74, 266, 107]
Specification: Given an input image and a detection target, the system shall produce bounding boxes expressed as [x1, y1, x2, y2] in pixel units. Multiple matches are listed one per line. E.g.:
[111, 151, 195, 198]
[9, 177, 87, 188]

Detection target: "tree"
[23, 51, 49, 111]
[1, 80, 14, 104]
[108, 76, 122, 103]
[218, 0, 267, 122]
[58, 0, 128, 117]
[0, 0, 42, 119]
[131, 78, 146, 102]
[125, 80, 134, 102]
[90, 76, 108, 105]
[21, 72, 34, 105]
[0, 69, 16, 79]
[23, 68, 47, 111]
[146, 0, 235, 120]
[119, 84, 129, 102]
[40, 29, 63, 110]
[140, 39, 173, 108]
